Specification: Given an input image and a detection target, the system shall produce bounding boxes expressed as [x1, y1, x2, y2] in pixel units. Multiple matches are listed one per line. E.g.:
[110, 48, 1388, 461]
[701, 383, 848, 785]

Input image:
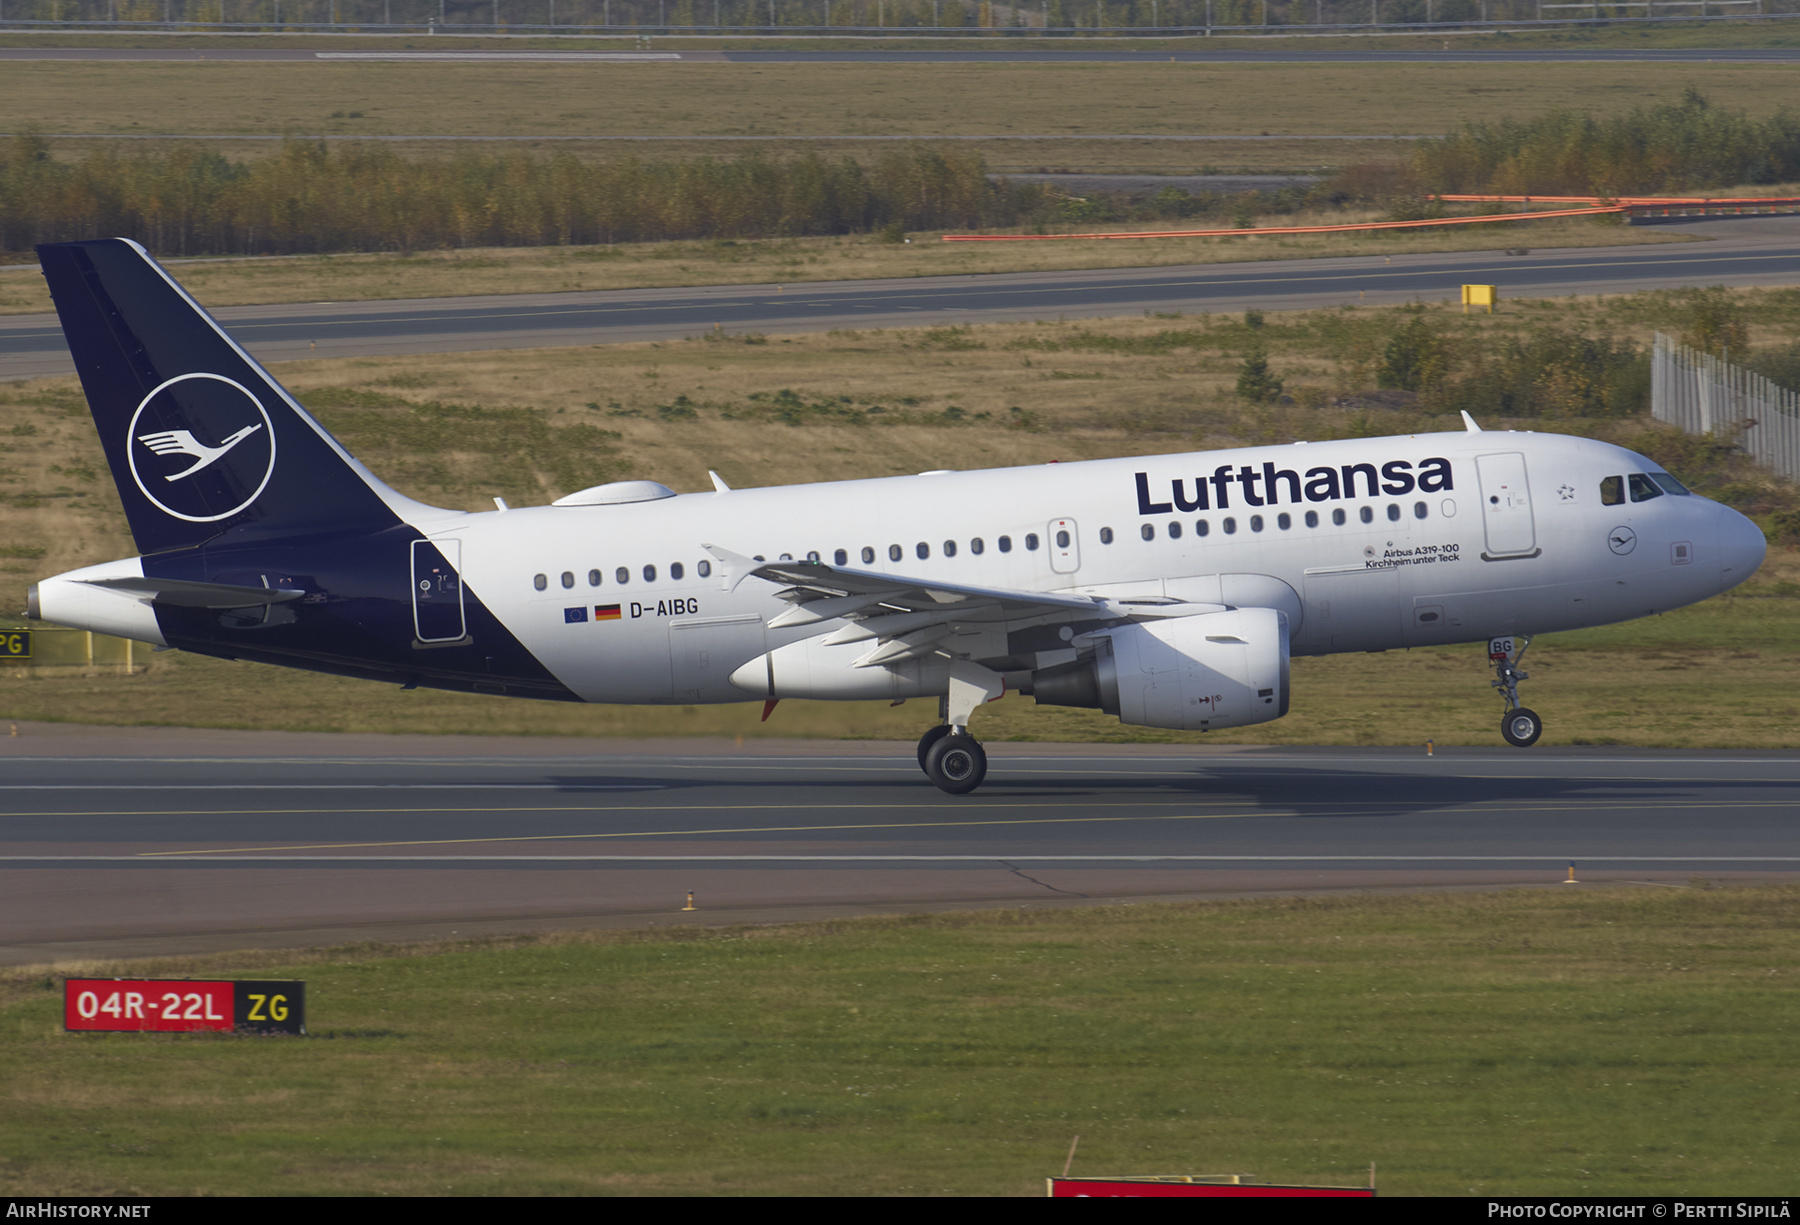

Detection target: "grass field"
[20, 131, 1412, 176]
[4, 887, 1797, 1196]
[6, 60, 1796, 142]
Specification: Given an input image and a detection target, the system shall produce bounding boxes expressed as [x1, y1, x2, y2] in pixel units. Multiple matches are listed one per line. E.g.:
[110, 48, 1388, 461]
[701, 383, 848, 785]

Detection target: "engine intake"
[1032, 607, 1289, 731]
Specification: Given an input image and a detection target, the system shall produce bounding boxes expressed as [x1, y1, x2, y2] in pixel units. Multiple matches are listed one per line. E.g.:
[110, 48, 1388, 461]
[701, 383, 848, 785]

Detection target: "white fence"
[1652, 330, 1800, 484]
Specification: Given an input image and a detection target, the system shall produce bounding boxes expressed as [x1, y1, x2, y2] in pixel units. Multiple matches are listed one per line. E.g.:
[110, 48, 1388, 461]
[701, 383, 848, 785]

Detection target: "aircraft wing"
[703, 547, 1206, 669]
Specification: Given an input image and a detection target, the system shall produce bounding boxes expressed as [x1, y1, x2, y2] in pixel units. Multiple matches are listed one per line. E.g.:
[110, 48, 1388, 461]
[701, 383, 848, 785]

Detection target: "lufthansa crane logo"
[127, 373, 276, 523]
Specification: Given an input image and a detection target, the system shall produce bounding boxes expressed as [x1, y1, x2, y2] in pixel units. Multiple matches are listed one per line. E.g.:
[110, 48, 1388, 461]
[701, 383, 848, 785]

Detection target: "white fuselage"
[421, 429, 1762, 705]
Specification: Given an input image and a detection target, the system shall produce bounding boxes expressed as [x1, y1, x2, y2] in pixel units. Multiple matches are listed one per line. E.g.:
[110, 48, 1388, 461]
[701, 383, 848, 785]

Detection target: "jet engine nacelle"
[1035, 607, 1290, 731]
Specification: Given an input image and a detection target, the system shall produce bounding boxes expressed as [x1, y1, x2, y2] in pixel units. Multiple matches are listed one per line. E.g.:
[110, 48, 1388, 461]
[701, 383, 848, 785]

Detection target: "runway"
[2, 724, 1796, 964]
[7, 217, 1800, 379]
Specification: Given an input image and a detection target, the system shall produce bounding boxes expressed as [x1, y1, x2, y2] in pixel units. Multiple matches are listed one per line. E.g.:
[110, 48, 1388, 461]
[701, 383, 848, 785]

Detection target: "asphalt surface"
[6, 44, 1800, 62]
[7, 215, 1800, 378]
[2, 725, 1796, 964]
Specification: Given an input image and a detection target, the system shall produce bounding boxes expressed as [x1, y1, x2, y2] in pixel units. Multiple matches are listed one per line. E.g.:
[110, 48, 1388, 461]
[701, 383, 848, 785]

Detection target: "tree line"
[0, 137, 1039, 257]
[1409, 88, 1800, 198]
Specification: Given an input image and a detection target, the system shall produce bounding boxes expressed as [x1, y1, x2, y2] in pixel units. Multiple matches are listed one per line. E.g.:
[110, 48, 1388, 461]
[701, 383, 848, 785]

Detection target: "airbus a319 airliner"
[29, 239, 1767, 792]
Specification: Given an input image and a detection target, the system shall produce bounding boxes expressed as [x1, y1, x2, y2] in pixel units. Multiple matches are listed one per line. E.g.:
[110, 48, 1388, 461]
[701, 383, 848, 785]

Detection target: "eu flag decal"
[564, 607, 588, 624]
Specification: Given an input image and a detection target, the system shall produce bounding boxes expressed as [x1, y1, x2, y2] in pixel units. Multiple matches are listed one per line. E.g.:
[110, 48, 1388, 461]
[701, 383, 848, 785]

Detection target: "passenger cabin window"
[1387, 504, 1401, 522]
[1305, 511, 1319, 528]
[1196, 519, 1210, 537]
[533, 573, 547, 591]
[1167, 521, 1182, 539]
[1629, 474, 1664, 502]
[1025, 534, 1040, 551]
[588, 569, 602, 587]
[616, 567, 629, 585]
[1359, 506, 1374, 524]
[861, 547, 875, 564]
[561, 571, 575, 589]
[889, 545, 902, 562]
[1413, 502, 1427, 520]
[971, 538, 985, 555]
[1099, 527, 1114, 544]
[1223, 517, 1237, 535]
[697, 561, 712, 578]
[671, 562, 685, 580]
[1600, 475, 1624, 505]
[1332, 509, 1346, 526]
[834, 549, 848, 565]
[916, 542, 930, 560]
[998, 536, 1013, 553]
[1140, 524, 1154, 542]
[1277, 512, 1292, 530]
[643, 564, 657, 582]
[943, 540, 957, 558]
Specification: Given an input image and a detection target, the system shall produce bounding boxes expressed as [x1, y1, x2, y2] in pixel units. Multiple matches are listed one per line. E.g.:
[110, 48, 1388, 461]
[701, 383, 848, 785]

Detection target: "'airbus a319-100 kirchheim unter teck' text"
[28, 240, 1767, 792]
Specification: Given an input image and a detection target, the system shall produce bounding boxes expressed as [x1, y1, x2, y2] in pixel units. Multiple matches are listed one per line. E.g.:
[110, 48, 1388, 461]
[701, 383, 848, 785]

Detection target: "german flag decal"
[595, 604, 623, 621]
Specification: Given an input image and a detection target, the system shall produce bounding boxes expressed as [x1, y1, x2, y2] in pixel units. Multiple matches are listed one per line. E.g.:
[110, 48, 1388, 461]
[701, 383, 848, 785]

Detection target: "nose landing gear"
[1501, 706, 1544, 748]
[1489, 635, 1543, 747]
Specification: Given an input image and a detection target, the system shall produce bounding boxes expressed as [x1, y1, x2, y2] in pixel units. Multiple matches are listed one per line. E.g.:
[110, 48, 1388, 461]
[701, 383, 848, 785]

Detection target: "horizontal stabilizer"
[77, 576, 305, 609]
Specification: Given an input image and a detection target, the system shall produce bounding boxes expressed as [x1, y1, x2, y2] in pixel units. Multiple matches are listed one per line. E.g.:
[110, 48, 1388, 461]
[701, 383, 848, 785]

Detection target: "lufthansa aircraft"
[28, 239, 1768, 792]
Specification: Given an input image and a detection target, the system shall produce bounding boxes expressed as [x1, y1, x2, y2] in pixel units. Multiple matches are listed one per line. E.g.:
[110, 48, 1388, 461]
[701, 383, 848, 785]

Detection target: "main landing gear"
[1488, 635, 1543, 748]
[916, 661, 1004, 795]
[918, 725, 988, 795]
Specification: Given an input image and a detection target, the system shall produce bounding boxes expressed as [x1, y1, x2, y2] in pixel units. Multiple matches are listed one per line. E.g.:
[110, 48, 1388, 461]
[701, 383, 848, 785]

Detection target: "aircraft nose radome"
[1717, 506, 1767, 594]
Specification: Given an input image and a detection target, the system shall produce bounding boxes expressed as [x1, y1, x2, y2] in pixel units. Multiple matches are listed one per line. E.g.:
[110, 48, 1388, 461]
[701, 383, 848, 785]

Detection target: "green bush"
[1236, 349, 1283, 404]
[1375, 309, 1455, 395]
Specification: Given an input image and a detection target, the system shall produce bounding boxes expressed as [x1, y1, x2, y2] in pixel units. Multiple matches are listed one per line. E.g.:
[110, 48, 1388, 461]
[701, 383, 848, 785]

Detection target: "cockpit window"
[1628, 473, 1664, 503]
[1650, 471, 1691, 496]
[1600, 475, 1624, 506]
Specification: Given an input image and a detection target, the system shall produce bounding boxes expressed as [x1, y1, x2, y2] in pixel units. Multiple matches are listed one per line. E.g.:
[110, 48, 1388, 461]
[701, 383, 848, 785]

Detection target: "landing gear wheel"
[924, 734, 988, 795]
[917, 724, 954, 775]
[1501, 707, 1543, 748]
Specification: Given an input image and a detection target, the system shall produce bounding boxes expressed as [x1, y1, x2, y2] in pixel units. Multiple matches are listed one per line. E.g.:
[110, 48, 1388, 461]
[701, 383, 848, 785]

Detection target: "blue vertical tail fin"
[38, 238, 435, 554]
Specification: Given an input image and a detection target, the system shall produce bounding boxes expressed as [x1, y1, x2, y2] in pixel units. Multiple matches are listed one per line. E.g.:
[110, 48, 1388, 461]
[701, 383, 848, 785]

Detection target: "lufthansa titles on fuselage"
[1134, 456, 1454, 515]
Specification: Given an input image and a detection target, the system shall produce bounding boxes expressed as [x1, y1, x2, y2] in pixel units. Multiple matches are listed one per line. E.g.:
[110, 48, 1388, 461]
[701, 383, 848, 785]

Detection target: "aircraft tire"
[1500, 707, 1543, 748]
[917, 724, 954, 775]
[925, 734, 987, 795]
